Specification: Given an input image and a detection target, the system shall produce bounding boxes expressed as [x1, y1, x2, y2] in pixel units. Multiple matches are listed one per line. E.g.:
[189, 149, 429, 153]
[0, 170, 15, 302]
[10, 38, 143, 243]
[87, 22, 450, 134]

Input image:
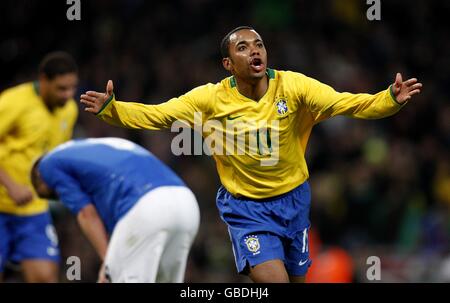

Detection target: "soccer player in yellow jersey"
[0, 52, 78, 282]
[81, 26, 422, 283]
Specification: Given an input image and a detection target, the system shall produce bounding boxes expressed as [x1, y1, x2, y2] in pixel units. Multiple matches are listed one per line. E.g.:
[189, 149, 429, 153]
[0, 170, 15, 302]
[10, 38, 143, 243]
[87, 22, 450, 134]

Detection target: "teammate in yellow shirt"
[0, 52, 78, 282]
[81, 26, 422, 283]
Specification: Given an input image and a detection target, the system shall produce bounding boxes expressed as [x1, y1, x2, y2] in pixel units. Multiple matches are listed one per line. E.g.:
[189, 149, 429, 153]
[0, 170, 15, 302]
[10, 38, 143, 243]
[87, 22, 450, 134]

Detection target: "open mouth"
[250, 57, 265, 72]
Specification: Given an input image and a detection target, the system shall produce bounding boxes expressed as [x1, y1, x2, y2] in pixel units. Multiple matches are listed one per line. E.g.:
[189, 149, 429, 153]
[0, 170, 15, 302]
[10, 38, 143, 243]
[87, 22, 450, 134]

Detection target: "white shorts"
[104, 186, 200, 283]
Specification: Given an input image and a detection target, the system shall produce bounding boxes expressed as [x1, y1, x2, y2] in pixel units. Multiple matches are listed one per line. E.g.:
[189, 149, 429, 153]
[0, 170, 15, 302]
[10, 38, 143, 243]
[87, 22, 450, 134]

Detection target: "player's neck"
[38, 84, 56, 112]
[235, 75, 268, 101]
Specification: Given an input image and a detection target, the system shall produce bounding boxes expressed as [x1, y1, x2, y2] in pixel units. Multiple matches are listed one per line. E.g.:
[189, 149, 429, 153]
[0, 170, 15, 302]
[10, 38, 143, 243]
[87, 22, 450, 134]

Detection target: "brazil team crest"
[244, 235, 260, 255]
[275, 99, 288, 116]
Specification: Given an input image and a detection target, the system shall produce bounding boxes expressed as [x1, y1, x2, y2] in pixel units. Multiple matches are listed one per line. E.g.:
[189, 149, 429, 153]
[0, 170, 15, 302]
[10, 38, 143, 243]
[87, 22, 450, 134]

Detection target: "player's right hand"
[97, 262, 110, 283]
[81, 80, 114, 114]
[7, 183, 34, 206]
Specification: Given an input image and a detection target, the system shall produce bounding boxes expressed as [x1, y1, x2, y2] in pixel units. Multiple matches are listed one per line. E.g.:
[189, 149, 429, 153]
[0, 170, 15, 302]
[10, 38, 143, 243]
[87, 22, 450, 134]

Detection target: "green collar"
[230, 68, 275, 88]
[33, 81, 40, 96]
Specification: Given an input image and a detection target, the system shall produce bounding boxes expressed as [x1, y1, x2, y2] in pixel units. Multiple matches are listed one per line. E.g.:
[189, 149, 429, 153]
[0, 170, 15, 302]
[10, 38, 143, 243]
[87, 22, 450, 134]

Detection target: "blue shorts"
[0, 211, 60, 272]
[216, 181, 312, 276]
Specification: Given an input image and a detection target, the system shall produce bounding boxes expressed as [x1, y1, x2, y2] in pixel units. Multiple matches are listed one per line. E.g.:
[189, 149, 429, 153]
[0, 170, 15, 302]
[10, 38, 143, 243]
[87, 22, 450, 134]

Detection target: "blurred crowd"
[1, 0, 448, 282]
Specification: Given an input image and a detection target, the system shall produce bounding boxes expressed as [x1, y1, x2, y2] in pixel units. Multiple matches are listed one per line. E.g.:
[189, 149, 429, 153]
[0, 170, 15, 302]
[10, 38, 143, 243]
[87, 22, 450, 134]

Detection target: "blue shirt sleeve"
[39, 157, 91, 214]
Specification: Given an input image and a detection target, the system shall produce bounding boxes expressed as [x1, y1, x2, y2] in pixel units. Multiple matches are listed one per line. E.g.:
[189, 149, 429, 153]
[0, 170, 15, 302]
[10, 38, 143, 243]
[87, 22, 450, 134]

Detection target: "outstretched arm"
[301, 72, 423, 122]
[81, 80, 211, 130]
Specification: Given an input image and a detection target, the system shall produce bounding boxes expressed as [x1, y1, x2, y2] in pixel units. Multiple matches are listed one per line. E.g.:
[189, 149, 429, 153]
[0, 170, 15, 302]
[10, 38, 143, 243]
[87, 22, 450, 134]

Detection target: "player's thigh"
[248, 259, 290, 283]
[105, 217, 169, 282]
[21, 259, 58, 283]
[284, 226, 312, 277]
[12, 212, 60, 282]
[227, 229, 287, 280]
[0, 213, 12, 275]
[157, 230, 196, 283]
[156, 187, 200, 282]
[105, 233, 167, 283]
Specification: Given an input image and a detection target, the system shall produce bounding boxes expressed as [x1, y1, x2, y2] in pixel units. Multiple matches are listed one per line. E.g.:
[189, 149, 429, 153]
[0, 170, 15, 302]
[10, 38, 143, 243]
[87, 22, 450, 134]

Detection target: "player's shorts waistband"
[221, 181, 309, 203]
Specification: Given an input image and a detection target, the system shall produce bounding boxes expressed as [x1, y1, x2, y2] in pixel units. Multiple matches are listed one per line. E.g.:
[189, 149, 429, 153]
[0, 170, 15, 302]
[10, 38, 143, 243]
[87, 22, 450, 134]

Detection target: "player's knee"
[248, 260, 290, 283]
[289, 275, 306, 283]
[250, 270, 289, 283]
[23, 264, 58, 283]
[26, 270, 58, 283]
[30, 272, 58, 283]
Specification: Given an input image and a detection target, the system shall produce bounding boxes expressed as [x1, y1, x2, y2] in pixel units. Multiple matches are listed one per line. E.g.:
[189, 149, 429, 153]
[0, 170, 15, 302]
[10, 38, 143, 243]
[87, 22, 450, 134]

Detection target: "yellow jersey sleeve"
[0, 90, 26, 161]
[0, 89, 26, 138]
[96, 84, 214, 130]
[291, 72, 406, 123]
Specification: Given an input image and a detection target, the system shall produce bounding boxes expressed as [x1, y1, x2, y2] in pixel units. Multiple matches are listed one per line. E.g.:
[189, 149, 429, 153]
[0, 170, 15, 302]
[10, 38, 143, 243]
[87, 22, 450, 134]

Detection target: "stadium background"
[0, 0, 448, 282]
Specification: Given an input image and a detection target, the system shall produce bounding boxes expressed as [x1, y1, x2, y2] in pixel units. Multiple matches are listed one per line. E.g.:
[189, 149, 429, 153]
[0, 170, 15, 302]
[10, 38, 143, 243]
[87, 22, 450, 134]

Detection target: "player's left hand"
[392, 73, 423, 104]
[97, 263, 109, 283]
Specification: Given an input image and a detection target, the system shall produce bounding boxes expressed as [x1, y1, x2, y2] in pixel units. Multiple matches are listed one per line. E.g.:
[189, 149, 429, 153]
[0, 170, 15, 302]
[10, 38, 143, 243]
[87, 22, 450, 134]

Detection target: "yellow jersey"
[96, 69, 404, 199]
[0, 82, 78, 215]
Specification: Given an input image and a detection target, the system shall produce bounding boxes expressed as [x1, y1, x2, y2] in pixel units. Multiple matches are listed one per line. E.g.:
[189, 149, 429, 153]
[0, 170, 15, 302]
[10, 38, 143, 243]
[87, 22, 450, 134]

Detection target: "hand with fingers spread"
[81, 80, 114, 114]
[391, 73, 423, 104]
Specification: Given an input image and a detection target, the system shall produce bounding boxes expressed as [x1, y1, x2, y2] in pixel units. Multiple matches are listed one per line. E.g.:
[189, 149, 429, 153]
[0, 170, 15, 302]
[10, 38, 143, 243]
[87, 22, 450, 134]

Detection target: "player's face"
[223, 29, 267, 81]
[41, 73, 78, 107]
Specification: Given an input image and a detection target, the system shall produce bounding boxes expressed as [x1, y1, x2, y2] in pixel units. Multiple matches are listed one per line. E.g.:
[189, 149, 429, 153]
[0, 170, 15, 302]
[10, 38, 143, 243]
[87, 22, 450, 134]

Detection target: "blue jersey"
[38, 138, 185, 233]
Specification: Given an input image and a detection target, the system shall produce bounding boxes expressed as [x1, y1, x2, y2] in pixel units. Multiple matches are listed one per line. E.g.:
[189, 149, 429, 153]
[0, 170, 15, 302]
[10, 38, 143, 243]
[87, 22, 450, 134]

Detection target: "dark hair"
[220, 26, 255, 58]
[38, 51, 78, 80]
[30, 156, 43, 192]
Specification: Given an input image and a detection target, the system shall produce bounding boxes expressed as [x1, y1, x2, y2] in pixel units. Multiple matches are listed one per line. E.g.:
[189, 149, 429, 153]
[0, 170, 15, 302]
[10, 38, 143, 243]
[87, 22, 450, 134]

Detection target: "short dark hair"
[38, 51, 78, 80]
[220, 26, 255, 58]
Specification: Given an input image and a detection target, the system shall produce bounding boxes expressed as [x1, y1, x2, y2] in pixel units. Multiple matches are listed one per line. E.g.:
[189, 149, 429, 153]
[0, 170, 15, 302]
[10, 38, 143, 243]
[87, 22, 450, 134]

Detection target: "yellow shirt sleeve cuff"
[389, 85, 407, 107]
[96, 94, 115, 116]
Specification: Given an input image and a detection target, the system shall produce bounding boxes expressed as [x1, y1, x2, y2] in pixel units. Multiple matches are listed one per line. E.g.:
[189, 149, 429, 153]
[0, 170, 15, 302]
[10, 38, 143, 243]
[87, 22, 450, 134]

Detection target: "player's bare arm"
[80, 80, 114, 114]
[0, 168, 33, 206]
[76, 204, 109, 282]
[77, 204, 108, 260]
[391, 72, 422, 103]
